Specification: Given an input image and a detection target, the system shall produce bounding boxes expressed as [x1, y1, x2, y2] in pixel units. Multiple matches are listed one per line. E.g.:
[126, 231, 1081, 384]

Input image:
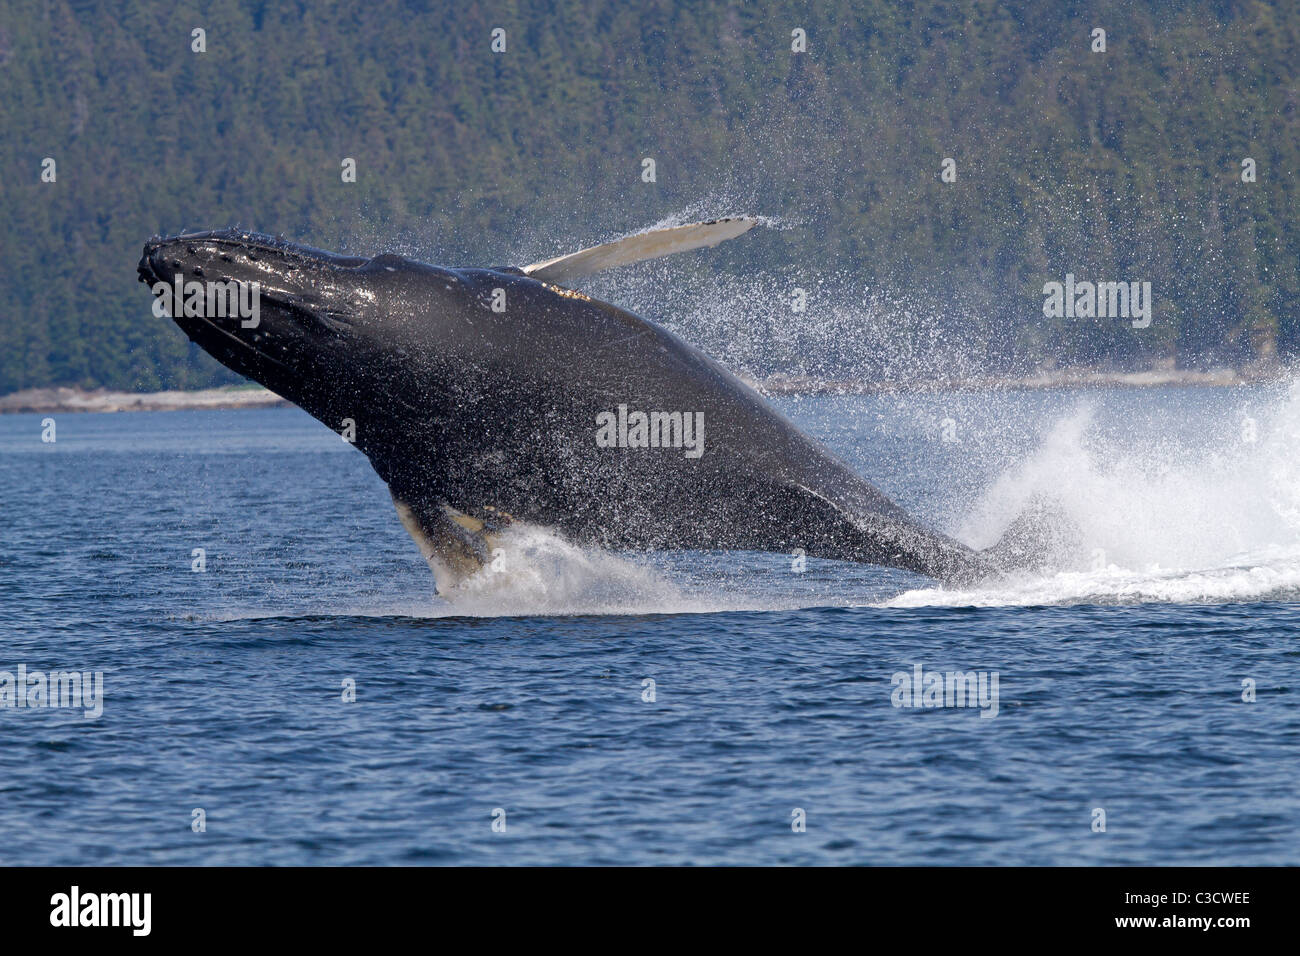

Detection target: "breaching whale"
[138, 220, 1045, 592]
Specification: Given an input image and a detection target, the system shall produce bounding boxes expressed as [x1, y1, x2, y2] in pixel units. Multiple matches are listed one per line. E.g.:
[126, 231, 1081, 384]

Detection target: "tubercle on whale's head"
[136, 230, 456, 414]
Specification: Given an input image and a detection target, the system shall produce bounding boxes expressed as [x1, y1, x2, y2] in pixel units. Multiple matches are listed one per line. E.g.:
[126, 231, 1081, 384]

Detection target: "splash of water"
[437, 524, 686, 617]
[894, 380, 1300, 607]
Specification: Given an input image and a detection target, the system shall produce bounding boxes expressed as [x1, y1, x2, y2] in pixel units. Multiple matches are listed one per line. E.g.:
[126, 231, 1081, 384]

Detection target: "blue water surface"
[1, 389, 1297, 864]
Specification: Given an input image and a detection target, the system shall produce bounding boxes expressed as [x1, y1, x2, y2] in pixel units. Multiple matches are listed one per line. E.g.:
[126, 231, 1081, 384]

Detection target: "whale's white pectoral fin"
[391, 490, 509, 594]
[522, 217, 758, 284]
[392, 492, 488, 595]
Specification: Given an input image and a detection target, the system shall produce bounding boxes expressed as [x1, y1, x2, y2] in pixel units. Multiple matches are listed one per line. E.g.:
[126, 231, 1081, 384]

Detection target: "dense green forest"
[2, 0, 1298, 393]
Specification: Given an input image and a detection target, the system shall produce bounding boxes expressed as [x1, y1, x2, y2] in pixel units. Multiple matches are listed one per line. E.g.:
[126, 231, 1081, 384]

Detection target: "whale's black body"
[138, 229, 1016, 590]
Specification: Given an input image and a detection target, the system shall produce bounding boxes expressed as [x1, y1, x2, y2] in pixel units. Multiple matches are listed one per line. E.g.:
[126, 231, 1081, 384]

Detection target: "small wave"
[886, 551, 1300, 608]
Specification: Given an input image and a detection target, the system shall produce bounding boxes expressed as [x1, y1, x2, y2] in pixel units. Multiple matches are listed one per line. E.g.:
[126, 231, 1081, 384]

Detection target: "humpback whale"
[137, 220, 1043, 592]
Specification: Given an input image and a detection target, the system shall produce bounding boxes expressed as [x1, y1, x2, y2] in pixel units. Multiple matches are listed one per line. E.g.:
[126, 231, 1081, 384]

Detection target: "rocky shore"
[0, 385, 288, 414]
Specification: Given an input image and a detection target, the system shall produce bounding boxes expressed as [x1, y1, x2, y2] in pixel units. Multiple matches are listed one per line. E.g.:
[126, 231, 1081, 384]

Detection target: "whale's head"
[137, 230, 473, 420]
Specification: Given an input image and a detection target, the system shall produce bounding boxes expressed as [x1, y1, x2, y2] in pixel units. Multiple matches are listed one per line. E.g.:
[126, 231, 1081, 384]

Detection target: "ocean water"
[2, 383, 1298, 865]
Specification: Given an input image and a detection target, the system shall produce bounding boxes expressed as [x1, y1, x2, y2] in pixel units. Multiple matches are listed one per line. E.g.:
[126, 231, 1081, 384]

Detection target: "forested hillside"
[2, 0, 1298, 393]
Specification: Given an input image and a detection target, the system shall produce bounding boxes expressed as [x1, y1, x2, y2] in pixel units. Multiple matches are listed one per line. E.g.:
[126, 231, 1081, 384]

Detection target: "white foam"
[431, 523, 873, 617]
[887, 552, 1300, 607]
[436, 524, 685, 616]
[891, 380, 1300, 607]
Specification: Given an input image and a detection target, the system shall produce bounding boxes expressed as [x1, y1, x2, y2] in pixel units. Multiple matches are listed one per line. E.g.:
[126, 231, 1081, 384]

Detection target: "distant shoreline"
[0, 367, 1288, 414]
[0, 385, 288, 414]
[758, 365, 1288, 395]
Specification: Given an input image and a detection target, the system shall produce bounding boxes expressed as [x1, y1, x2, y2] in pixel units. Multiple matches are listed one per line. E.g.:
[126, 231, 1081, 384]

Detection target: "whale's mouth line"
[154, 297, 297, 378]
[191, 311, 297, 374]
